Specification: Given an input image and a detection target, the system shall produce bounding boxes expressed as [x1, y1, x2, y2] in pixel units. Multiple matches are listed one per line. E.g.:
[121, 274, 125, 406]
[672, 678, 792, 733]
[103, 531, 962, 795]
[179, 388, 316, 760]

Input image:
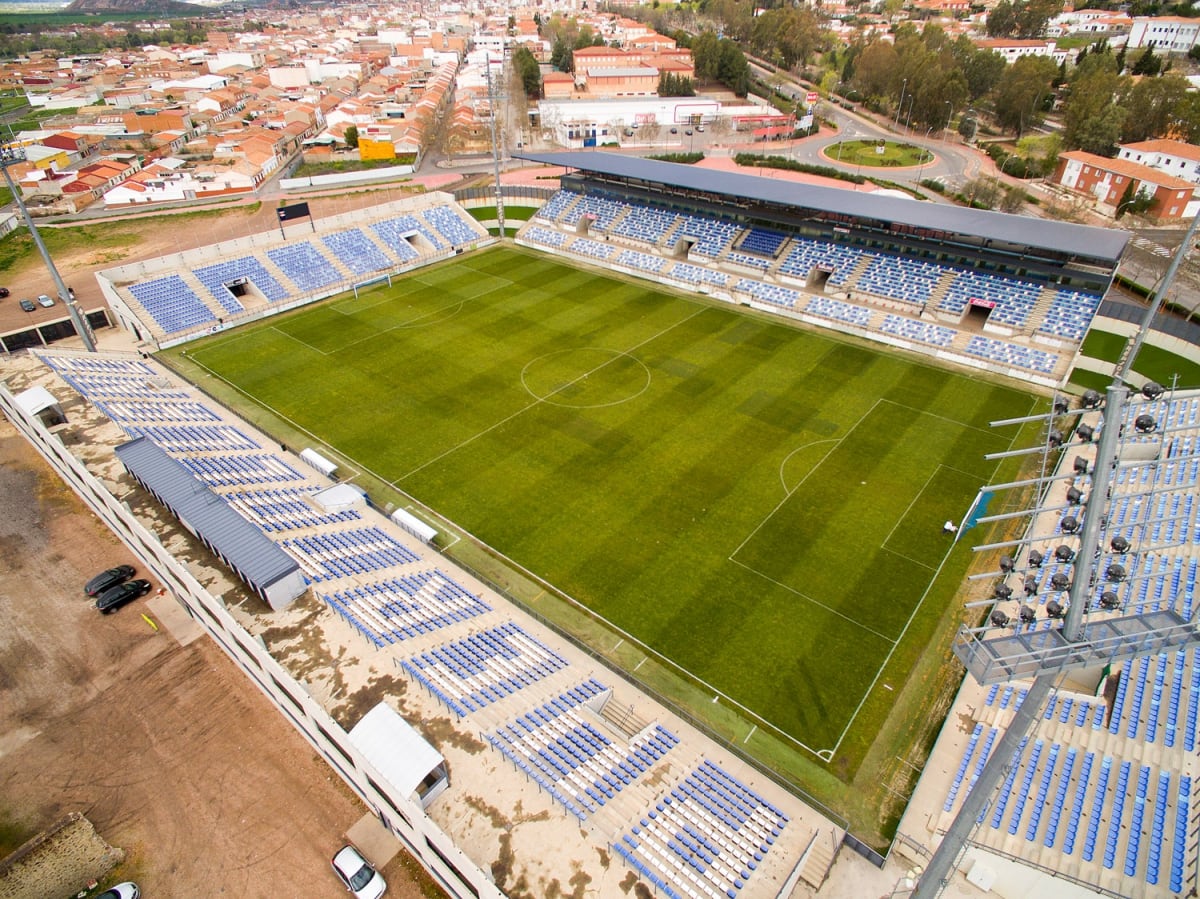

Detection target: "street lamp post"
[894, 78, 907, 132]
[903, 95, 915, 135]
[916, 127, 934, 184]
[942, 101, 952, 143]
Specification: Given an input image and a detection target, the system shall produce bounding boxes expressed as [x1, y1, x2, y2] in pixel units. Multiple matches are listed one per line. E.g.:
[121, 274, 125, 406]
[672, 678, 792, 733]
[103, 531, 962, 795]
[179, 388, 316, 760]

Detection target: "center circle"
[521, 347, 652, 409]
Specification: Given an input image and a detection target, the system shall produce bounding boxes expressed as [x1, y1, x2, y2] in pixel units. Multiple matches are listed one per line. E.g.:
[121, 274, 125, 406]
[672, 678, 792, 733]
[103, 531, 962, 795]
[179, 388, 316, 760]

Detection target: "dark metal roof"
[114, 437, 299, 589]
[515, 151, 1130, 263]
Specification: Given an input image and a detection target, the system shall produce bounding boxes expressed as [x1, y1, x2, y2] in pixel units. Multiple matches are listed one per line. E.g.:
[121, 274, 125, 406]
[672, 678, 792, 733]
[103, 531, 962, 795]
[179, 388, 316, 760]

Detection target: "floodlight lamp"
[1024, 575, 1038, 596]
[1134, 414, 1157, 434]
[999, 555, 1015, 573]
[1060, 515, 1080, 534]
[1051, 572, 1070, 592]
[1100, 590, 1121, 610]
[1076, 425, 1094, 442]
[994, 583, 1014, 600]
[990, 609, 1010, 628]
[1107, 563, 1127, 582]
[1055, 544, 1075, 563]
[1081, 389, 1102, 409]
[1019, 604, 1036, 623]
[1028, 549, 1044, 568]
[1111, 535, 1130, 554]
[1142, 381, 1164, 400]
[1046, 599, 1065, 618]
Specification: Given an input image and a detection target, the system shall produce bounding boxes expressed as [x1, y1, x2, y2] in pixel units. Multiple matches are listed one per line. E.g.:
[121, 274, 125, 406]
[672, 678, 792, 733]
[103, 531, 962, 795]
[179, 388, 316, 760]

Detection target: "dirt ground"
[0, 416, 431, 898]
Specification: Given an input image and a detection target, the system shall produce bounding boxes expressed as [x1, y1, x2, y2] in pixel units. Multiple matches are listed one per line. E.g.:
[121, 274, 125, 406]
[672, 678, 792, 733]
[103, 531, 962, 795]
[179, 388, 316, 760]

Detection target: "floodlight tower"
[1, 142, 96, 352]
[911, 218, 1200, 897]
[485, 51, 506, 237]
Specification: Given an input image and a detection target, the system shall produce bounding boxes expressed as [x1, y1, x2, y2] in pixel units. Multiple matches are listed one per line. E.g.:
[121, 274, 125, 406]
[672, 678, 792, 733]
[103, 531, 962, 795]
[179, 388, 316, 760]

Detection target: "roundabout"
[821, 138, 935, 170]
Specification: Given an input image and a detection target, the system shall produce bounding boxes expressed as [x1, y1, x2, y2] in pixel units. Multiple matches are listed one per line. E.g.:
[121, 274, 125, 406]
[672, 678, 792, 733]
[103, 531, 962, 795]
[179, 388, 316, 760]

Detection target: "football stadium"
[4, 152, 1200, 898]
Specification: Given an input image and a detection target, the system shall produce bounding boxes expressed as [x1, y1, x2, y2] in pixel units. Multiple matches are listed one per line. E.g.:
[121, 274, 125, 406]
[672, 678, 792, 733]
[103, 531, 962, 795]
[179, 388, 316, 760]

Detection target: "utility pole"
[1, 142, 96, 352]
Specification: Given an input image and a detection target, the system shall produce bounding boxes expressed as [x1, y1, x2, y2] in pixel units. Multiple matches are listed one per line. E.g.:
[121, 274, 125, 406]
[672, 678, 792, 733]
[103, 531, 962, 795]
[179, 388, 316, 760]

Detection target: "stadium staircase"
[257, 255, 297, 295]
[767, 240, 795, 278]
[318, 246, 358, 283]
[839, 255, 874, 294]
[606, 206, 632, 237]
[925, 270, 958, 313]
[555, 193, 584, 225]
[798, 828, 838, 890]
[179, 269, 236, 317]
[658, 218, 686, 253]
[1023, 286, 1060, 337]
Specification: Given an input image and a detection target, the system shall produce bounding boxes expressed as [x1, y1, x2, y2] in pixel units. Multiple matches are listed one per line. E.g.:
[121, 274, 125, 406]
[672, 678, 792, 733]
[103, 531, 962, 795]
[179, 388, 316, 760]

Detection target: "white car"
[36, 293, 54, 307]
[95, 884, 139, 899]
[331, 845, 386, 899]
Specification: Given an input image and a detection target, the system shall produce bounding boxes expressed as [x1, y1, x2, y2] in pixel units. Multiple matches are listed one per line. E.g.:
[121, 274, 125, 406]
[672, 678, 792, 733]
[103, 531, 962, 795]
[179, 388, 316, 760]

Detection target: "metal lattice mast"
[1, 144, 96, 352]
[485, 52, 506, 237]
[912, 387, 1127, 898]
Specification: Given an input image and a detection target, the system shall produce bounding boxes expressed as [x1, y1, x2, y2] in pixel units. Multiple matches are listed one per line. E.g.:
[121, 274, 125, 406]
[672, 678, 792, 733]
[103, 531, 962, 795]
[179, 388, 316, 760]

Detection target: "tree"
[954, 37, 1006, 100]
[512, 46, 541, 99]
[1131, 43, 1163, 76]
[691, 30, 720, 81]
[993, 55, 1057, 135]
[850, 39, 899, 102]
[1119, 73, 1189, 143]
[344, 125, 358, 149]
[551, 38, 573, 73]
[716, 39, 751, 97]
[658, 72, 695, 97]
[1015, 0, 1064, 38]
[986, 0, 1018, 37]
[1062, 62, 1126, 154]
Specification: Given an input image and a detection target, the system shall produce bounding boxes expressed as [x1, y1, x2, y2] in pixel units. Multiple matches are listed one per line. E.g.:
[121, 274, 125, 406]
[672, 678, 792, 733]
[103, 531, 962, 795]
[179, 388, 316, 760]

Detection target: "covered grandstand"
[514, 151, 1129, 386]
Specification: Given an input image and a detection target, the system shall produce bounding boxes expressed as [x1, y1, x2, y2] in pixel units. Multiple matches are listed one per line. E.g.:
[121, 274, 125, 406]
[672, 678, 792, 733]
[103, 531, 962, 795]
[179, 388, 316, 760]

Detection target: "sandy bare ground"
[0, 417, 431, 898]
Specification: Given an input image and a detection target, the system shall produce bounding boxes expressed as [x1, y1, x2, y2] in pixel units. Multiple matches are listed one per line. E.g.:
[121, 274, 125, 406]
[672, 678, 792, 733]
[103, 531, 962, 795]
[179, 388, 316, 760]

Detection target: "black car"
[0, 287, 9, 298]
[95, 579, 152, 614]
[19, 298, 35, 312]
[85, 565, 136, 597]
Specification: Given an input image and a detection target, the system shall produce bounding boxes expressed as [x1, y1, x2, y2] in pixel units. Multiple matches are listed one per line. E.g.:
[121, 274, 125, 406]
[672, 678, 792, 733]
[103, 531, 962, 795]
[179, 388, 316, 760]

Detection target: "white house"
[1117, 139, 1200, 185]
[1127, 16, 1200, 52]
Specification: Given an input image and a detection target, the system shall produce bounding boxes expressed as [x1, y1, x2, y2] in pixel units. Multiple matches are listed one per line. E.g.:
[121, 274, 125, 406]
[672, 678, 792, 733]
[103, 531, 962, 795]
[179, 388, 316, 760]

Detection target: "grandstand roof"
[516, 151, 1130, 263]
[114, 436, 301, 591]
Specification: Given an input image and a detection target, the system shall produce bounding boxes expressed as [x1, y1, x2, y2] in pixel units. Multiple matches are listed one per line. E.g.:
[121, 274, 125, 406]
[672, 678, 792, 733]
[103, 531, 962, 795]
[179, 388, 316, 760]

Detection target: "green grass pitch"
[184, 246, 1036, 755]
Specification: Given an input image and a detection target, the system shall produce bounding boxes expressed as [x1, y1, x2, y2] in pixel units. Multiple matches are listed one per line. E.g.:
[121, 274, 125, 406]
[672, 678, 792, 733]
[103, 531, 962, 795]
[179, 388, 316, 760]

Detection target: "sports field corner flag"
[277, 201, 314, 235]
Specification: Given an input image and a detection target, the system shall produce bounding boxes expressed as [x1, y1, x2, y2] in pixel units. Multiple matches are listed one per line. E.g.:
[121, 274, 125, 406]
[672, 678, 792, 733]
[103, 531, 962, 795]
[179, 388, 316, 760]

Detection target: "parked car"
[19, 298, 35, 312]
[84, 564, 136, 597]
[95, 884, 139, 899]
[95, 579, 152, 614]
[331, 845, 386, 899]
[37, 293, 54, 307]
[0, 287, 9, 298]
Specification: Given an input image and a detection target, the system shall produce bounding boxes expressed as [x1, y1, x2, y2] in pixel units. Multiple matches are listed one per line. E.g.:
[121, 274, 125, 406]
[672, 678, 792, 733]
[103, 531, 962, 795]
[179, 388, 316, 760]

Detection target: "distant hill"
[62, 0, 210, 12]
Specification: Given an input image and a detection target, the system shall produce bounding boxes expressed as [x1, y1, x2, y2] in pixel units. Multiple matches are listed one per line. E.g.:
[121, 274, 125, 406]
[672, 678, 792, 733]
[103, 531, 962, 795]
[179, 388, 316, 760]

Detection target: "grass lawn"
[177, 246, 1036, 767]
[1079, 328, 1127, 364]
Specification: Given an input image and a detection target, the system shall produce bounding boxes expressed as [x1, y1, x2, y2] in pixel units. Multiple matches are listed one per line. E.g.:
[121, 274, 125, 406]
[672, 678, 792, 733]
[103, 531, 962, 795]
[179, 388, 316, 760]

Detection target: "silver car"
[331, 845, 386, 898]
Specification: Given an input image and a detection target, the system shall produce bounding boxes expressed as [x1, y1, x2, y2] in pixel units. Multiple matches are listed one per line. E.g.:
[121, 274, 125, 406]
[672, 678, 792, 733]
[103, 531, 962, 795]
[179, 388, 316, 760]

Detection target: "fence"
[0, 378, 503, 899]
